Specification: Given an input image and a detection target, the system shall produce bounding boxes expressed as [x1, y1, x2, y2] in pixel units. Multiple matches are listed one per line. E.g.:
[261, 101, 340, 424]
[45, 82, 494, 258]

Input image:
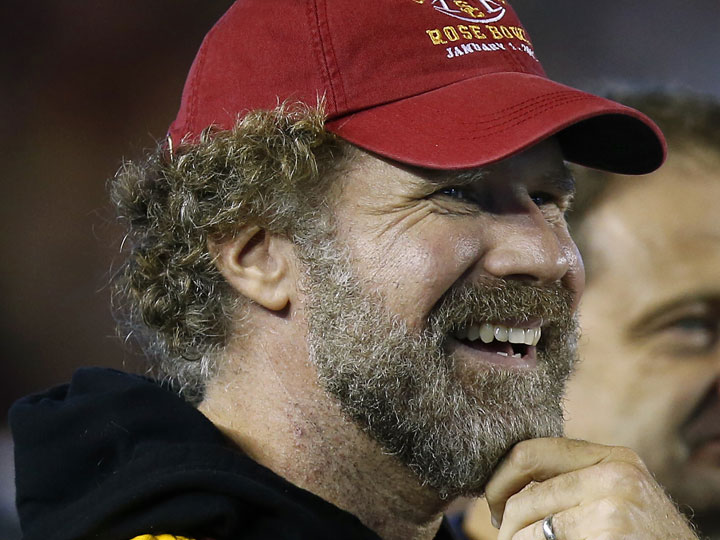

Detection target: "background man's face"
[564, 144, 720, 515]
[298, 140, 583, 496]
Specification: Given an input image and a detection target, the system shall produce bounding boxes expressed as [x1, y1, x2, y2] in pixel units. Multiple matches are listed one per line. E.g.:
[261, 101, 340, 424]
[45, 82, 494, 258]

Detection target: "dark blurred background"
[2, 1, 719, 538]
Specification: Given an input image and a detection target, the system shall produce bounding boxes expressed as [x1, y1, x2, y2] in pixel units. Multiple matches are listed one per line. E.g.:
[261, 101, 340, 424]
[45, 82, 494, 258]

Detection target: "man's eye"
[662, 316, 718, 352]
[674, 317, 714, 331]
[436, 187, 475, 203]
[530, 191, 555, 206]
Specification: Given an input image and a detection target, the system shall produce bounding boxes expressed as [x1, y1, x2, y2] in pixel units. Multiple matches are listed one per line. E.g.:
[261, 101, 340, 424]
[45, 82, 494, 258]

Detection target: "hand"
[484, 438, 698, 539]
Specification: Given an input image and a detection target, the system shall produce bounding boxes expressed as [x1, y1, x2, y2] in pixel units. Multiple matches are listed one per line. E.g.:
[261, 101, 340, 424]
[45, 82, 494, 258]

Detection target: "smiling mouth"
[452, 322, 541, 368]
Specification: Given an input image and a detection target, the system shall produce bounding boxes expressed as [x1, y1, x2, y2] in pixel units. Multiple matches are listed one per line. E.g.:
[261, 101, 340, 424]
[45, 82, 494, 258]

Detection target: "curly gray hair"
[111, 104, 350, 400]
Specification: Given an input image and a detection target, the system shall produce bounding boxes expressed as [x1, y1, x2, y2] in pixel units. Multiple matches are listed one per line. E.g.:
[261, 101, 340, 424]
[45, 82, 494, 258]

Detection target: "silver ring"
[542, 514, 557, 540]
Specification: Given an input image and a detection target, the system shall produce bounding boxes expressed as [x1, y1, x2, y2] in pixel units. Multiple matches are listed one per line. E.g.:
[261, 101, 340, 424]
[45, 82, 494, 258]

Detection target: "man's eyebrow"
[543, 168, 576, 195]
[626, 292, 720, 339]
[416, 165, 576, 192]
[421, 168, 486, 188]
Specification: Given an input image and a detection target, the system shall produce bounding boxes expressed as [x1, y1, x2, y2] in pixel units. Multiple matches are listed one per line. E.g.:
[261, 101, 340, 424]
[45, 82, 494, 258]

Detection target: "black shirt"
[10, 368, 458, 540]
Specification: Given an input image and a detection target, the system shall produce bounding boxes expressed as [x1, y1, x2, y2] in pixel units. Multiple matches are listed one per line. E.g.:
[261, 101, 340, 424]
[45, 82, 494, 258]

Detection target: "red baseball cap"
[169, 0, 666, 174]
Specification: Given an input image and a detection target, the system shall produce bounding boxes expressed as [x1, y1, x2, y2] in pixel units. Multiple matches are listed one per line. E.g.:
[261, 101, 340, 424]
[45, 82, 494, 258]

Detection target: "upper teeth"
[455, 324, 541, 346]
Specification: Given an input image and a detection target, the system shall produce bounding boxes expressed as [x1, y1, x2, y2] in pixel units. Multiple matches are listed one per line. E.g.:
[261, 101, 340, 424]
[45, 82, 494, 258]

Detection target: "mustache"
[428, 280, 576, 336]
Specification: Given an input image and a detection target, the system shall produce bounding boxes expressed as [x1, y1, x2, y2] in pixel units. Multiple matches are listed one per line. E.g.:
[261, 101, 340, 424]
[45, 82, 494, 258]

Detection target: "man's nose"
[480, 210, 570, 285]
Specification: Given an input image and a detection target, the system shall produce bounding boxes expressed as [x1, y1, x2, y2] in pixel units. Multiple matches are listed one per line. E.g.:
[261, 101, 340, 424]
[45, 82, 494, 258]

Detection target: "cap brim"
[325, 72, 666, 175]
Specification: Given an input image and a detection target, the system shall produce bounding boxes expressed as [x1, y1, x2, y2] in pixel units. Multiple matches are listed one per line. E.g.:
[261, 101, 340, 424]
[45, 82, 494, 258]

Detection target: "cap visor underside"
[326, 72, 666, 175]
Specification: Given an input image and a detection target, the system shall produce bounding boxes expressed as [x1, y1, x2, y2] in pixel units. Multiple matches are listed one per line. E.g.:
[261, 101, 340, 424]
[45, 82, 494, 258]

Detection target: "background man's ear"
[210, 226, 293, 311]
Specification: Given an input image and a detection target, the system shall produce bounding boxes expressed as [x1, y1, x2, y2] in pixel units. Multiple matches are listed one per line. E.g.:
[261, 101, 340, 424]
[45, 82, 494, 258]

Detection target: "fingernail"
[491, 515, 499, 529]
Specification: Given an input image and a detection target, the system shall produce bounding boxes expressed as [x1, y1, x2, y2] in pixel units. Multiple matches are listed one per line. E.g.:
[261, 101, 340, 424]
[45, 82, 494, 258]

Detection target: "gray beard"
[298, 232, 578, 498]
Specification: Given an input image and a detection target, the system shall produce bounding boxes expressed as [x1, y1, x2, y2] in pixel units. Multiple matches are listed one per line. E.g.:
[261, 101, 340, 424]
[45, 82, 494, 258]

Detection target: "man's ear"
[210, 226, 293, 311]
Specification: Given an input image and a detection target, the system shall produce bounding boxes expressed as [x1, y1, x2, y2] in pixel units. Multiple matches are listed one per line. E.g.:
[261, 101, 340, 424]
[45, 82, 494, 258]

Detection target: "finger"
[505, 498, 628, 540]
[486, 438, 642, 526]
[495, 461, 648, 540]
[511, 513, 579, 540]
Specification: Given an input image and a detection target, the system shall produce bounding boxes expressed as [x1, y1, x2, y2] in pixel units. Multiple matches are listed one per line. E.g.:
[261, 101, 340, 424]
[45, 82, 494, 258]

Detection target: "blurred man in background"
[461, 92, 720, 540]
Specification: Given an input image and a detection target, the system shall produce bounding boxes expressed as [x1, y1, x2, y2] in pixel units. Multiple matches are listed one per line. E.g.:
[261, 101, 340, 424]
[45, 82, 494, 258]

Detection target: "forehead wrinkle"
[344, 146, 488, 191]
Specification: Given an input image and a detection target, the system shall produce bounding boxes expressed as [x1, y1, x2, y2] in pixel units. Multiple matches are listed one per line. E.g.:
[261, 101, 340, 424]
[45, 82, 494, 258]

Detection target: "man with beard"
[461, 92, 720, 540]
[9, 2, 698, 540]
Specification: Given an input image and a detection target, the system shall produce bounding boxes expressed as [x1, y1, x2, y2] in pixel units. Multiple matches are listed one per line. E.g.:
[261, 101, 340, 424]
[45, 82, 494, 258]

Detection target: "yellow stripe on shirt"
[130, 535, 195, 540]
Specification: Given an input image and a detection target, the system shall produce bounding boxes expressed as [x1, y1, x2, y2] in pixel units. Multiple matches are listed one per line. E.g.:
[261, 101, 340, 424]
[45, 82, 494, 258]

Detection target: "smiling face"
[565, 144, 720, 516]
[296, 139, 583, 496]
[328, 138, 584, 338]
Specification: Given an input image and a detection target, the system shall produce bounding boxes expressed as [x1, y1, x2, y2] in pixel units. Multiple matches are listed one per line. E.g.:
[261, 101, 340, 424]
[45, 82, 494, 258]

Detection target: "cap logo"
[431, 0, 507, 24]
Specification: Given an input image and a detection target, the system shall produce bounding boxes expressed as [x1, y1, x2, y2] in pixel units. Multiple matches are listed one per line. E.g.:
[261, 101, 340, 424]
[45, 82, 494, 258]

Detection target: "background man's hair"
[110, 104, 347, 400]
[567, 90, 720, 278]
